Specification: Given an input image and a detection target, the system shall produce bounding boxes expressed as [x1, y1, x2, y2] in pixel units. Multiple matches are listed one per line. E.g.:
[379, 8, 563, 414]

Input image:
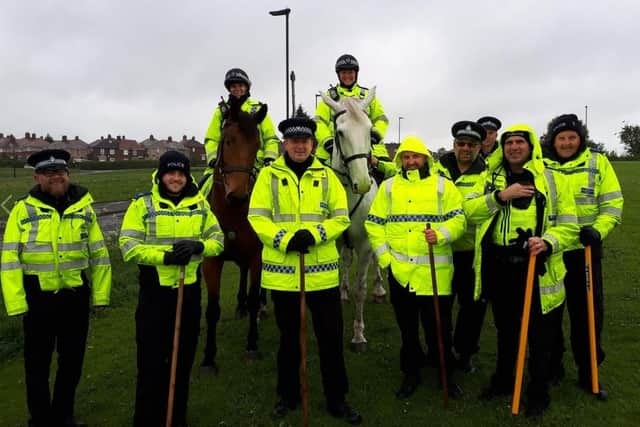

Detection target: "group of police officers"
[1, 53, 623, 426]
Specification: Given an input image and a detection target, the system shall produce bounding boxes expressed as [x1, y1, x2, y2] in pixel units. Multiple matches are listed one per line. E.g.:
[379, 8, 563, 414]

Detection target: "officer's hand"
[173, 240, 204, 257]
[370, 129, 382, 144]
[423, 228, 438, 245]
[497, 183, 536, 202]
[164, 251, 191, 266]
[579, 226, 601, 247]
[286, 230, 316, 253]
[370, 155, 379, 168]
[323, 139, 334, 155]
[509, 227, 533, 249]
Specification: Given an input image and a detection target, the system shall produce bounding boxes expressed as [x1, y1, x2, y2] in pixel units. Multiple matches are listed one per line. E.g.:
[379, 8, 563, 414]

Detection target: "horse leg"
[201, 257, 223, 374]
[351, 245, 372, 353]
[340, 246, 352, 301]
[235, 268, 249, 319]
[244, 256, 262, 361]
[371, 253, 387, 304]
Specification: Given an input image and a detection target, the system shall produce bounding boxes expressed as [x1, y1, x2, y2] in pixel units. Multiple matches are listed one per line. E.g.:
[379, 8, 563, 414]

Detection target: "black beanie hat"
[157, 150, 191, 180]
[548, 113, 586, 144]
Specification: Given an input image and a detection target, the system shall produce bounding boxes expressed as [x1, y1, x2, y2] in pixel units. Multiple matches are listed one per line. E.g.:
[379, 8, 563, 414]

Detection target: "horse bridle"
[215, 123, 258, 180]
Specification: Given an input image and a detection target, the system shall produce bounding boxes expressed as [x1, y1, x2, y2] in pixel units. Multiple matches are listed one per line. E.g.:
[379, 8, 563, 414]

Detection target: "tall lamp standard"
[269, 8, 291, 118]
[398, 116, 404, 143]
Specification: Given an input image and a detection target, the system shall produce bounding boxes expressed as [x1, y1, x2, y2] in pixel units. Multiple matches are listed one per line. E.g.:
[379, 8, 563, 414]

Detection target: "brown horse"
[201, 98, 267, 372]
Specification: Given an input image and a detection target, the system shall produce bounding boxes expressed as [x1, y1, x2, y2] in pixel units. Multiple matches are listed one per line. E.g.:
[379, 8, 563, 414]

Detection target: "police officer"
[314, 54, 394, 180]
[1, 149, 112, 427]
[477, 116, 502, 160]
[436, 121, 487, 373]
[543, 114, 623, 396]
[202, 68, 280, 193]
[464, 125, 578, 417]
[247, 115, 361, 424]
[366, 136, 466, 399]
[119, 151, 224, 427]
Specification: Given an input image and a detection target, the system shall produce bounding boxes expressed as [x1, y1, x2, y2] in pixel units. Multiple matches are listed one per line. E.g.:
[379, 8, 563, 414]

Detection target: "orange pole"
[585, 246, 600, 394]
[299, 253, 309, 427]
[166, 265, 186, 427]
[426, 223, 448, 408]
[511, 254, 536, 415]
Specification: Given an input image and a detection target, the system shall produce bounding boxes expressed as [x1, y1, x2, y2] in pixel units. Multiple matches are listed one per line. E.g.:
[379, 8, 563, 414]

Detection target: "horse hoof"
[373, 295, 386, 304]
[200, 362, 219, 376]
[350, 342, 367, 353]
[244, 350, 263, 362]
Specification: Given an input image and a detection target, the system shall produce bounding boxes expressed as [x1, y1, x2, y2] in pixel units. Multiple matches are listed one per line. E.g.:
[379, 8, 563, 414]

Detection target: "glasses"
[455, 140, 480, 148]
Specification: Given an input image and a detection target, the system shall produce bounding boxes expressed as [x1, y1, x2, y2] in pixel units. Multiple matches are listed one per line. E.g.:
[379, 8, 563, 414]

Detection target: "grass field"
[0, 163, 639, 426]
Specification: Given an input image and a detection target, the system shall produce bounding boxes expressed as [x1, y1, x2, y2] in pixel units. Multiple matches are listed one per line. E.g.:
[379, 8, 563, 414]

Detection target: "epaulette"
[132, 191, 152, 200]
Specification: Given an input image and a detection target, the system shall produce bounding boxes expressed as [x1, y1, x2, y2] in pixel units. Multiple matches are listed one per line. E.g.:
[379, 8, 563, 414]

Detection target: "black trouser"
[133, 280, 201, 427]
[23, 278, 90, 426]
[484, 248, 561, 403]
[551, 247, 605, 380]
[271, 287, 349, 406]
[388, 272, 455, 381]
[452, 251, 487, 359]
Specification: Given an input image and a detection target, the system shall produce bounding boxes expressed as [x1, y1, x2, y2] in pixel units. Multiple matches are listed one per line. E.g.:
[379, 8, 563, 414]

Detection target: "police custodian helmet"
[224, 68, 251, 90]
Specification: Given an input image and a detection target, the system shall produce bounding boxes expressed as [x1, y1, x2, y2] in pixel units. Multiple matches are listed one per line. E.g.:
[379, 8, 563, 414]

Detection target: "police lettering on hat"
[27, 149, 71, 172]
[278, 117, 317, 140]
[477, 116, 502, 131]
[157, 151, 191, 181]
[451, 121, 486, 142]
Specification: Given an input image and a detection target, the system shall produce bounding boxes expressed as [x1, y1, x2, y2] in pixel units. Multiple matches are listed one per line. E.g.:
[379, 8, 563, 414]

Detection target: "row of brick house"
[0, 132, 206, 163]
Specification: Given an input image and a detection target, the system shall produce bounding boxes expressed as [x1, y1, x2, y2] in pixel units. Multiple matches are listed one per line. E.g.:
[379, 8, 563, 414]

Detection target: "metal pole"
[398, 116, 404, 143]
[269, 8, 292, 118]
[585, 105, 588, 127]
[290, 70, 296, 116]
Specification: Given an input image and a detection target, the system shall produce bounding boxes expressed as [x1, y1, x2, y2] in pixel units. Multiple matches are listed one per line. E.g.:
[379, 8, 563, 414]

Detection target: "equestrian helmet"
[335, 54, 359, 72]
[224, 68, 251, 90]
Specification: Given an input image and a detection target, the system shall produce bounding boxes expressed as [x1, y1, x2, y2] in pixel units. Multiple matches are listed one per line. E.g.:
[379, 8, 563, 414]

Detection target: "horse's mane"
[341, 97, 370, 125]
[227, 108, 259, 141]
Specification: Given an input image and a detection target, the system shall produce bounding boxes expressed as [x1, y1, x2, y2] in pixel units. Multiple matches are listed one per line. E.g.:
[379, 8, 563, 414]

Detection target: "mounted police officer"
[314, 54, 394, 181]
[436, 121, 488, 373]
[201, 68, 280, 194]
[1, 149, 112, 427]
[477, 116, 502, 161]
[247, 115, 361, 424]
[543, 114, 623, 397]
[366, 136, 466, 400]
[119, 151, 224, 427]
[464, 124, 579, 417]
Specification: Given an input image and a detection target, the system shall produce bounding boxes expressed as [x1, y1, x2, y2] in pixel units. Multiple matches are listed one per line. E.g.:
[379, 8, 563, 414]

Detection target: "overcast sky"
[1, 0, 638, 153]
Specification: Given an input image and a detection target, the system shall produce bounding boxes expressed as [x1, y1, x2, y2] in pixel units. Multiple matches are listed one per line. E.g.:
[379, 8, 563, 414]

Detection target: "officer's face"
[34, 169, 69, 198]
[553, 130, 581, 159]
[161, 170, 187, 195]
[229, 82, 248, 98]
[482, 129, 498, 153]
[503, 136, 531, 168]
[283, 137, 314, 163]
[400, 151, 427, 170]
[338, 69, 356, 87]
[453, 137, 481, 164]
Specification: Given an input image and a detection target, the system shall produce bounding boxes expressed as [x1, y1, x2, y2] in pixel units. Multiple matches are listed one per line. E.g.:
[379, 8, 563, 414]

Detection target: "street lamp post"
[585, 105, 589, 127]
[290, 70, 296, 115]
[398, 116, 404, 143]
[269, 8, 291, 118]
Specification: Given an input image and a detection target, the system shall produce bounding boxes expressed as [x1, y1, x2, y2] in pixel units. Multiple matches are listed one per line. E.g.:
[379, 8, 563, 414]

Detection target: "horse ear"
[319, 91, 344, 113]
[361, 86, 376, 110]
[253, 103, 268, 124]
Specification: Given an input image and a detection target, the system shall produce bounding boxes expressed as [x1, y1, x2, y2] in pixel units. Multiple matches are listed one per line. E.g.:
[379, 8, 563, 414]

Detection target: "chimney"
[62, 135, 67, 142]
[168, 136, 173, 142]
[100, 136, 104, 140]
[191, 136, 195, 141]
[150, 134, 155, 140]
[74, 136, 79, 140]
[25, 131, 30, 138]
[0, 133, 4, 138]
[182, 135, 187, 141]
[31, 133, 36, 139]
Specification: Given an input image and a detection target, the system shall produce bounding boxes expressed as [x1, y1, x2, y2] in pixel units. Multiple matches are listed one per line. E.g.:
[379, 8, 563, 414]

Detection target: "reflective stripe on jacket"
[1, 191, 112, 316]
[247, 156, 350, 291]
[365, 169, 466, 296]
[119, 173, 224, 287]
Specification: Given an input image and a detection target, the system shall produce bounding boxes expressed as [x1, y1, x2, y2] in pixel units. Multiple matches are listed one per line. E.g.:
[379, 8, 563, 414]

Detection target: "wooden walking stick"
[584, 245, 600, 395]
[426, 223, 448, 408]
[166, 265, 186, 427]
[511, 253, 536, 415]
[299, 252, 309, 427]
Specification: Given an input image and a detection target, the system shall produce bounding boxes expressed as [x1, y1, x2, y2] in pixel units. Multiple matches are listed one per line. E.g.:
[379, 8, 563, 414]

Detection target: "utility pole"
[585, 105, 588, 127]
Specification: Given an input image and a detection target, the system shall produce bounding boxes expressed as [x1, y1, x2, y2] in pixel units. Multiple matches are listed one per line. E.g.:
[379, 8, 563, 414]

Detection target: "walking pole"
[511, 253, 536, 415]
[584, 245, 600, 395]
[299, 252, 309, 427]
[166, 265, 186, 427]
[426, 223, 448, 408]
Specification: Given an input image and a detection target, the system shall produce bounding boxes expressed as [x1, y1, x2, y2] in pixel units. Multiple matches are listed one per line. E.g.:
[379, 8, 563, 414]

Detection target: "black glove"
[579, 226, 601, 247]
[163, 251, 191, 266]
[323, 139, 334, 155]
[508, 227, 533, 250]
[263, 157, 275, 166]
[173, 240, 204, 257]
[535, 242, 551, 276]
[286, 230, 316, 254]
[208, 158, 217, 168]
[370, 128, 382, 144]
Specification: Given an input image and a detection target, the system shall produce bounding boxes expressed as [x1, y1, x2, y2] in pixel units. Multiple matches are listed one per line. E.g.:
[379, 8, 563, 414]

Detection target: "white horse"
[320, 87, 384, 352]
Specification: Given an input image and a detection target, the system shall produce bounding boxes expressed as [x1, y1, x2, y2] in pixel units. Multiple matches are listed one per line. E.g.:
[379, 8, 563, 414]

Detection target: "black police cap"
[452, 121, 486, 142]
[477, 116, 502, 131]
[278, 117, 317, 139]
[27, 149, 71, 172]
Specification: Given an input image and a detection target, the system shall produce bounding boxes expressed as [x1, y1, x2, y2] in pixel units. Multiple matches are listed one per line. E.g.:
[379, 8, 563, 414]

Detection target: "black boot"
[327, 401, 362, 425]
[395, 374, 421, 399]
[272, 397, 297, 419]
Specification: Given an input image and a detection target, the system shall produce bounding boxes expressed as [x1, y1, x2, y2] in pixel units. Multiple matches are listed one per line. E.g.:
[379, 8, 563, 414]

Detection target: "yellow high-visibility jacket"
[1, 185, 112, 316]
[248, 156, 350, 291]
[119, 173, 224, 287]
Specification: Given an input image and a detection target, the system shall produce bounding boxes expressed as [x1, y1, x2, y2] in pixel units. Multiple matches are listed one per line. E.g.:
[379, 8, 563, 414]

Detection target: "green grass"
[0, 163, 639, 426]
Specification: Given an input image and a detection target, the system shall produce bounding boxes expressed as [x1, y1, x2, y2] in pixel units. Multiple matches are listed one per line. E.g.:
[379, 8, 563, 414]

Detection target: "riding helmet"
[335, 54, 359, 72]
[224, 68, 251, 90]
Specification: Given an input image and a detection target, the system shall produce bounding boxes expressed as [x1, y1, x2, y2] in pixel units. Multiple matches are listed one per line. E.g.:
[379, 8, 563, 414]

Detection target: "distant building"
[10, 132, 50, 160]
[88, 134, 121, 161]
[142, 135, 187, 160]
[117, 136, 146, 160]
[49, 135, 90, 162]
[181, 135, 206, 162]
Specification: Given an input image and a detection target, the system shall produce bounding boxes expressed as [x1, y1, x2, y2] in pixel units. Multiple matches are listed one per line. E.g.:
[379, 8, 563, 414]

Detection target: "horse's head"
[217, 99, 267, 203]
[320, 87, 376, 194]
